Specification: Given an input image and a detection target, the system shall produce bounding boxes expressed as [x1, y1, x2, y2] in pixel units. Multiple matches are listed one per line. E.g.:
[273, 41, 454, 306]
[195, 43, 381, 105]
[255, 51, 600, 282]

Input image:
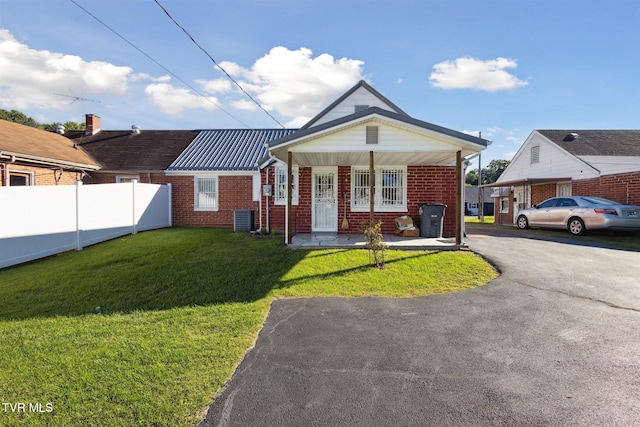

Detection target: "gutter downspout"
[1, 163, 8, 186]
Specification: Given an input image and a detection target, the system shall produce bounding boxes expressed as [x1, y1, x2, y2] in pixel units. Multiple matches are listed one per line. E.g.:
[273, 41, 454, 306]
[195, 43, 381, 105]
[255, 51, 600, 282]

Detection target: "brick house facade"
[0, 119, 99, 186]
[492, 130, 640, 224]
[70, 82, 487, 240]
[264, 81, 487, 242]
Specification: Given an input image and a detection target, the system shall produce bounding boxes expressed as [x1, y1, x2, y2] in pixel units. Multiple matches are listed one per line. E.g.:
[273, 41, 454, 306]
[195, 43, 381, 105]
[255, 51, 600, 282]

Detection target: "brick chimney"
[85, 114, 101, 136]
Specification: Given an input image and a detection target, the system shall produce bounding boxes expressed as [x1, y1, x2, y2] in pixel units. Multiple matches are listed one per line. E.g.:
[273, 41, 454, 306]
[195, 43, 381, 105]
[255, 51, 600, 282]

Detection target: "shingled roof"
[538, 130, 640, 156]
[76, 130, 199, 171]
[0, 119, 99, 170]
[168, 129, 297, 171]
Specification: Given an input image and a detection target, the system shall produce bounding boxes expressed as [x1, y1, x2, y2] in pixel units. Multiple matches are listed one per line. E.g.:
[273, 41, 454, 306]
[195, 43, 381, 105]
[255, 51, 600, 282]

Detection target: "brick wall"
[171, 175, 258, 227]
[531, 183, 556, 205]
[260, 164, 458, 237]
[1, 163, 82, 186]
[572, 172, 640, 205]
[494, 192, 514, 225]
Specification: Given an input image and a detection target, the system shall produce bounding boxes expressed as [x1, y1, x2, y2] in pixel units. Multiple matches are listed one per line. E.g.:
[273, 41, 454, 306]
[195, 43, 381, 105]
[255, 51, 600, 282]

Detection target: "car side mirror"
[534, 204, 539, 209]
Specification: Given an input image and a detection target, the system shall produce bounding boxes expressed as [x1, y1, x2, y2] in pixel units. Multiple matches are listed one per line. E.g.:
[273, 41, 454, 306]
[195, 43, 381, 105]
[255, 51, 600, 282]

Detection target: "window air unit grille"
[234, 210, 255, 232]
[366, 126, 379, 144]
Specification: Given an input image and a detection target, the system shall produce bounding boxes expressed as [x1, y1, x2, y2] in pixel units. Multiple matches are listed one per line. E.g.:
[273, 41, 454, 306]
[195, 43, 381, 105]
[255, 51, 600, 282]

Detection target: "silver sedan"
[516, 196, 640, 235]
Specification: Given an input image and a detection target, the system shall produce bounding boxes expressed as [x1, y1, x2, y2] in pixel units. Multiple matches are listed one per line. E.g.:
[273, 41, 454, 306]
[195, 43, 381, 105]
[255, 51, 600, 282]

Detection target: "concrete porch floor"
[289, 233, 464, 250]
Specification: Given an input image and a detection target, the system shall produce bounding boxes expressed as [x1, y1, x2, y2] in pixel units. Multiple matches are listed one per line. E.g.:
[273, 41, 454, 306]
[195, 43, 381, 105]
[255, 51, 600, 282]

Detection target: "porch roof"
[268, 107, 489, 167]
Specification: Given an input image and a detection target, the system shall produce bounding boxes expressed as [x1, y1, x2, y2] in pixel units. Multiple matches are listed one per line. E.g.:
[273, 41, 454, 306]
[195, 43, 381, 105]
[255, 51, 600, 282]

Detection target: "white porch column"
[287, 150, 293, 244]
[369, 150, 374, 226]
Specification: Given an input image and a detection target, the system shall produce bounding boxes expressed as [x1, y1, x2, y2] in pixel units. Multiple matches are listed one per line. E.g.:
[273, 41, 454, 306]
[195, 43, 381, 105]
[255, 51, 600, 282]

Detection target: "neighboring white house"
[492, 130, 640, 224]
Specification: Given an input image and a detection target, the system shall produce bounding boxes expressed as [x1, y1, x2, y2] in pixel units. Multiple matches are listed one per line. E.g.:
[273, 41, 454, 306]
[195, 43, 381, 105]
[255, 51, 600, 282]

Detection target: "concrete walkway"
[290, 232, 461, 250]
[200, 226, 640, 426]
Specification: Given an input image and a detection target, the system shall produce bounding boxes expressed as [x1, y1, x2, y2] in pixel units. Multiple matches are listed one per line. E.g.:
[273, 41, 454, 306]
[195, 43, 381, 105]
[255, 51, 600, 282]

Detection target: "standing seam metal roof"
[167, 129, 298, 171]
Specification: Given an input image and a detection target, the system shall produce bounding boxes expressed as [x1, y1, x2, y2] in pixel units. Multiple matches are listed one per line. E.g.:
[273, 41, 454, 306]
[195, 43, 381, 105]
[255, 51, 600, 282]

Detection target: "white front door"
[312, 168, 337, 232]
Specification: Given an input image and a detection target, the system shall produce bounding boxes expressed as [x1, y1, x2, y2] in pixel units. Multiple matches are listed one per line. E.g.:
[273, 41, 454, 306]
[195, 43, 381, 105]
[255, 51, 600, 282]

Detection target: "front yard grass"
[0, 228, 498, 426]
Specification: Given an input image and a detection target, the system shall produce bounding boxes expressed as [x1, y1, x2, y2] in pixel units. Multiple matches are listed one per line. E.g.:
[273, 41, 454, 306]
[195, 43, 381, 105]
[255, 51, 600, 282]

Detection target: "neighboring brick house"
[491, 130, 640, 225]
[262, 80, 489, 243]
[73, 115, 198, 186]
[72, 115, 294, 229]
[0, 119, 100, 186]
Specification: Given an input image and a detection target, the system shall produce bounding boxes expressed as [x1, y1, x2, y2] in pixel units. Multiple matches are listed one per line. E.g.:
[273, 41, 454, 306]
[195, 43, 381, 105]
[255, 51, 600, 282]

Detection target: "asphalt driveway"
[200, 226, 640, 426]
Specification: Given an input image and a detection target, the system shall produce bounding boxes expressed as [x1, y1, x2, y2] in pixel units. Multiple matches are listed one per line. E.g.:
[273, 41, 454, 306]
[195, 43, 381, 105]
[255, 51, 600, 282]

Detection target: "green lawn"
[0, 228, 498, 426]
[465, 215, 495, 224]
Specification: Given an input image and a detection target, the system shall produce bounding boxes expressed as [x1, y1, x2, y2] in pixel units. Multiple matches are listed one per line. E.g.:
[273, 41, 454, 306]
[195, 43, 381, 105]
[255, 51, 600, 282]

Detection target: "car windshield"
[578, 196, 621, 205]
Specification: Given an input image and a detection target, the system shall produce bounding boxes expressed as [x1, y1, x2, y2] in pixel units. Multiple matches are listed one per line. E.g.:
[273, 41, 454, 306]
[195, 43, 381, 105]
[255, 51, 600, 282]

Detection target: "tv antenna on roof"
[54, 92, 101, 104]
[54, 91, 101, 124]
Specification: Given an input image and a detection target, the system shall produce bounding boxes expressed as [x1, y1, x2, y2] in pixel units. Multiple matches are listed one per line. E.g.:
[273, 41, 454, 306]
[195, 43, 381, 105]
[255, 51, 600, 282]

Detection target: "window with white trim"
[557, 182, 571, 197]
[500, 197, 509, 213]
[351, 166, 406, 212]
[274, 166, 298, 205]
[194, 177, 218, 211]
[116, 175, 139, 183]
[9, 171, 33, 186]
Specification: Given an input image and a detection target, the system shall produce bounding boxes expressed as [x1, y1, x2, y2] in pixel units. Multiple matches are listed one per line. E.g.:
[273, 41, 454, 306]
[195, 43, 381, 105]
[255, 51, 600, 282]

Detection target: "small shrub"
[361, 220, 387, 268]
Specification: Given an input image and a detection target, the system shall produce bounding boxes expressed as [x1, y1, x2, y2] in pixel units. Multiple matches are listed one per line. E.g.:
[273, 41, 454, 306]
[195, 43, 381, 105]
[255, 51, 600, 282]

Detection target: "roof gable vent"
[366, 126, 379, 144]
[355, 105, 369, 113]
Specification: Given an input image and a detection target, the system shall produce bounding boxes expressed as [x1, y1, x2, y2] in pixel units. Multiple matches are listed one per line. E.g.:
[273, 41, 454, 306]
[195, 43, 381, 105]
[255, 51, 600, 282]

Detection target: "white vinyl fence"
[0, 181, 172, 269]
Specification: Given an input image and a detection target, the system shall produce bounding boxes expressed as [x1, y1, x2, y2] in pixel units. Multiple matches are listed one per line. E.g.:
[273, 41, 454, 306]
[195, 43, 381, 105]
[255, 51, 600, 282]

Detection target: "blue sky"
[1, 0, 639, 169]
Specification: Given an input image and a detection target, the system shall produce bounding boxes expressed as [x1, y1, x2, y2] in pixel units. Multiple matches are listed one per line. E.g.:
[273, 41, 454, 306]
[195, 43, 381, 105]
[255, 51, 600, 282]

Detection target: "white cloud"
[196, 78, 232, 94]
[506, 136, 522, 143]
[145, 82, 219, 115]
[0, 29, 132, 110]
[505, 150, 518, 160]
[430, 57, 528, 92]
[218, 46, 365, 126]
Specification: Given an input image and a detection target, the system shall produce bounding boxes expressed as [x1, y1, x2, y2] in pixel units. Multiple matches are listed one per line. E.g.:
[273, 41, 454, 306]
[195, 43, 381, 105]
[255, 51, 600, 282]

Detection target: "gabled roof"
[168, 129, 297, 172]
[464, 186, 494, 203]
[269, 107, 488, 149]
[0, 119, 100, 170]
[301, 80, 408, 129]
[537, 130, 640, 156]
[76, 130, 198, 171]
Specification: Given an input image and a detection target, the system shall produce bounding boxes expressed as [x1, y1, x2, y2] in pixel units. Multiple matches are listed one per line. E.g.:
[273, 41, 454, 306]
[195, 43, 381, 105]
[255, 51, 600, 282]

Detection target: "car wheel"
[517, 215, 529, 229]
[568, 217, 585, 236]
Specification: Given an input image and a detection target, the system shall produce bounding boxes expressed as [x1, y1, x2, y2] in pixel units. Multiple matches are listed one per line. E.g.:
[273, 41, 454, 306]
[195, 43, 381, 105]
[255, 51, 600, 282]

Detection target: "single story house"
[73, 115, 198, 185]
[490, 130, 640, 224]
[72, 114, 295, 228]
[464, 186, 495, 216]
[70, 81, 488, 243]
[0, 119, 100, 186]
[261, 81, 489, 244]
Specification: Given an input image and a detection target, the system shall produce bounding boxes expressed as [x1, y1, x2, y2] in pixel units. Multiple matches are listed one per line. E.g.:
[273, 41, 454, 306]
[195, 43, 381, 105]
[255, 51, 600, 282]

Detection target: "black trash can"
[419, 203, 446, 238]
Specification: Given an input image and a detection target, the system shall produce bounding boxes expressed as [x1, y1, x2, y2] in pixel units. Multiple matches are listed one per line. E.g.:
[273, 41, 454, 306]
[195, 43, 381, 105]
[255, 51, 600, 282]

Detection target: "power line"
[153, 0, 286, 129]
[69, 0, 252, 129]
